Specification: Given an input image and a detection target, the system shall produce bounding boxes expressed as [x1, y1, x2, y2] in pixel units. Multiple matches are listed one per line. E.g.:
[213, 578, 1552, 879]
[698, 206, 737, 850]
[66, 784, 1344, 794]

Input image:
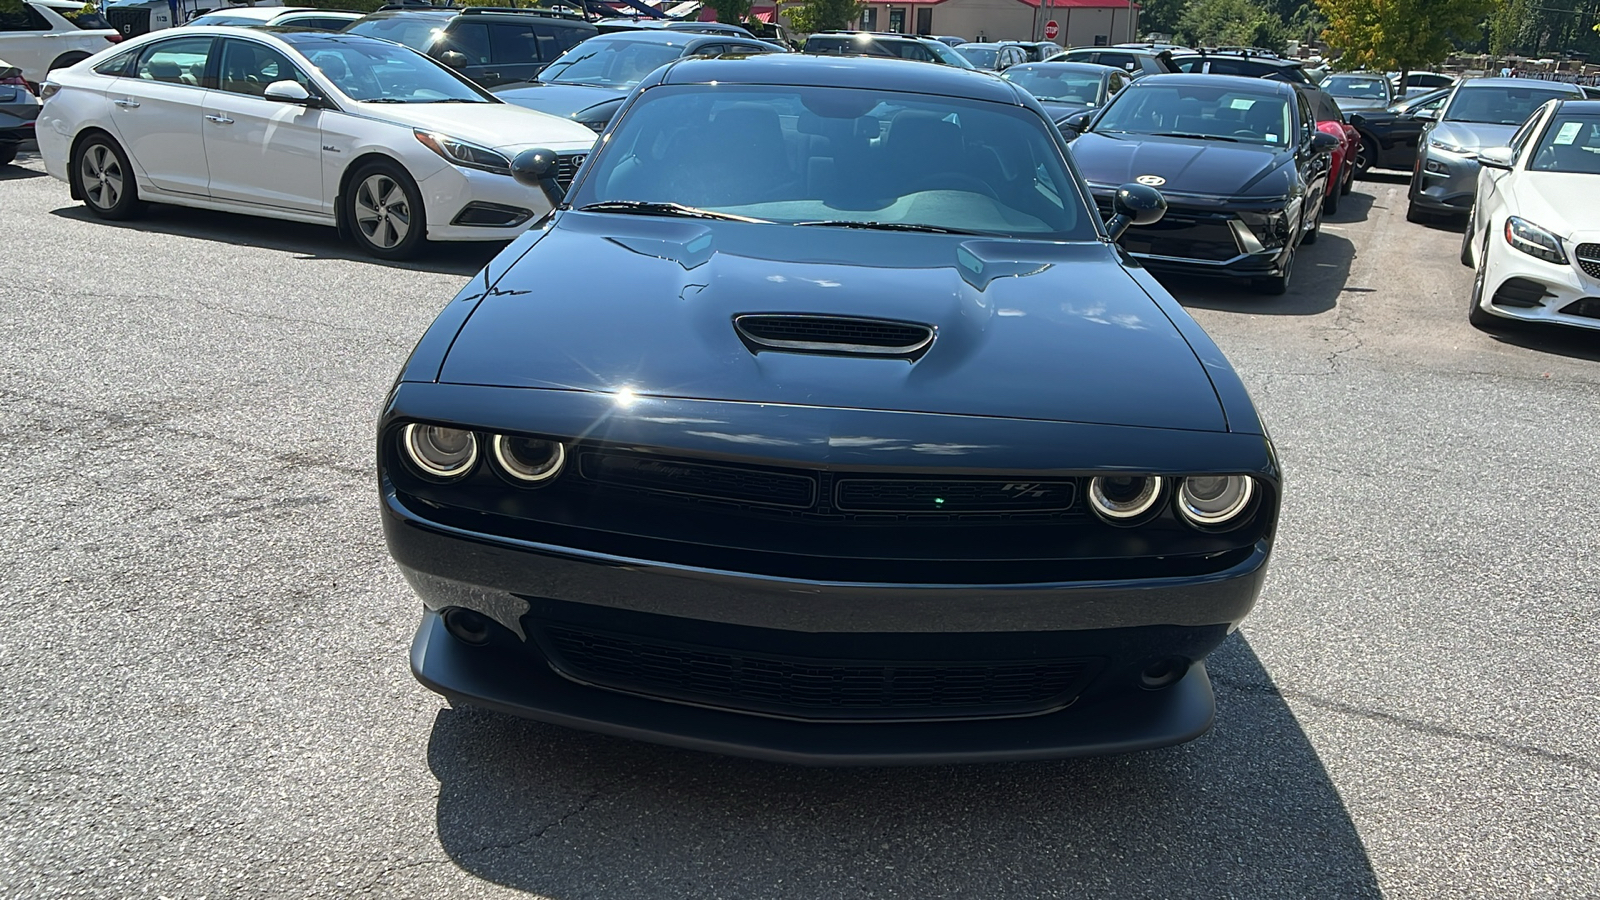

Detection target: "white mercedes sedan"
[1463, 97, 1600, 332]
[35, 28, 596, 258]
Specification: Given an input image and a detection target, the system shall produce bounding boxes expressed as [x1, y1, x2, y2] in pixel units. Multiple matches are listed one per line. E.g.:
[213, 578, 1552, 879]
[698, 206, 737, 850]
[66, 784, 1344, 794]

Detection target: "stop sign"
[1044, 20, 1059, 39]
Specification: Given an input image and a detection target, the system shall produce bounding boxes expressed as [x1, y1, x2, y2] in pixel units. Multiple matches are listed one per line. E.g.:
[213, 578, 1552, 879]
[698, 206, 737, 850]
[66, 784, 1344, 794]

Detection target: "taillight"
[106, 34, 122, 43]
[39, 82, 60, 101]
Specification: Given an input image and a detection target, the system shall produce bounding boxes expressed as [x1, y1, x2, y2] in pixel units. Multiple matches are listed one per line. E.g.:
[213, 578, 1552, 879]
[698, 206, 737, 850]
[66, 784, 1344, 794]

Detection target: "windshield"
[539, 39, 683, 88]
[343, 13, 450, 52]
[804, 35, 935, 63]
[1528, 115, 1600, 174]
[571, 84, 1096, 240]
[298, 38, 492, 103]
[926, 41, 977, 68]
[1002, 67, 1103, 104]
[1324, 75, 1387, 99]
[1093, 82, 1294, 146]
[956, 46, 997, 68]
[61, 5, 114, 29]
[188, 14, 262, 26]
[1444, 85, 1574, 125]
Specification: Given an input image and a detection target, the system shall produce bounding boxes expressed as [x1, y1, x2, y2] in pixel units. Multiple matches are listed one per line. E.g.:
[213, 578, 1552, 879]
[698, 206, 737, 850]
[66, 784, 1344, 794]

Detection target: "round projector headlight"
[1088, 475, 1164, 521]
[491, 435, 566, 483]
[402, 424, 478, 480]
[1176, 475, 1255, 527]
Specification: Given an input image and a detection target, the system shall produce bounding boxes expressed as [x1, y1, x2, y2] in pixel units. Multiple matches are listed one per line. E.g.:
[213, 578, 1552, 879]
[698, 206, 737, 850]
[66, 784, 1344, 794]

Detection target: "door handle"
[205, 114, 234, 124]
[112, 98, 140, 108]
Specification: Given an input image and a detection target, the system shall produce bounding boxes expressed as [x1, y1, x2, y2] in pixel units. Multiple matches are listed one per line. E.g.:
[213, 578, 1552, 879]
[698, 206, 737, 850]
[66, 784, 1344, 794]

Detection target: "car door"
[0, 2, 53, 84]
[106, 35, 213, 197]
[1294, 93, 1329, 215]
[1474, 106, 1544, 240]
[202, 37, 325, 213]
[480, 22, 545, 87]
[435, 20, 493, 85]
[1390, 91, 1447, 162]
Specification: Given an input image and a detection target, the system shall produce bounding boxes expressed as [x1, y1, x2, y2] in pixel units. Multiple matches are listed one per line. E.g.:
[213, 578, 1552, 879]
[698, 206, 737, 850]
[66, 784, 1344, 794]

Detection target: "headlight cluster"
[1087, 474, 1257, 529]
[1237, 209, 1293, 250]
[1428, 138, 1474, 157]
[1504, 216, 1568, 265]
[400, 423, 567, 485]
[414, 130, 512, 175]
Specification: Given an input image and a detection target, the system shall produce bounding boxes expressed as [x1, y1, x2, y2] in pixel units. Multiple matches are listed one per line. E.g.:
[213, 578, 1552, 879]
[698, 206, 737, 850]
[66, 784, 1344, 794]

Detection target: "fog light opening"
[443, 607, 492, 645]
[1140, 657, 1189, 690]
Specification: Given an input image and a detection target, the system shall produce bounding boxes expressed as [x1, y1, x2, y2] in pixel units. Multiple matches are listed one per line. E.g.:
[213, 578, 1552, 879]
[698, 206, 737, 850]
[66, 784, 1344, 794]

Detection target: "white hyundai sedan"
[35, 28, 596, 258]
[1463, 97, 1600, 332]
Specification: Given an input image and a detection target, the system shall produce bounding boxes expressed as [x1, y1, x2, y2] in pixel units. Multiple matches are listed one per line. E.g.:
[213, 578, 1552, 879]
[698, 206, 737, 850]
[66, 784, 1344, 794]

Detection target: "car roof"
[1455, 76, 1583, 91]
[1170, 50, 1302, 68]
[1123, 72, 1298, 95]
[656, 53, 1024, 104]
[261, 28, 418, 50]
[1006, 61, 1113, 76]
[810, 31, 930, 43]
[1065, 46, 1162, 57]
[192, 6, 313, 20]
[1555, 98, 1600, 112]
[582, 29, 724, 47]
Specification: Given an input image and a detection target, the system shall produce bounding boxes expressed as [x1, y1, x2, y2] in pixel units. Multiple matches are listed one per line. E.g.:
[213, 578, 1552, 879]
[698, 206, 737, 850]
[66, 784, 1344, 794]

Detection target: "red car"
[1299, 85, 1358, 213]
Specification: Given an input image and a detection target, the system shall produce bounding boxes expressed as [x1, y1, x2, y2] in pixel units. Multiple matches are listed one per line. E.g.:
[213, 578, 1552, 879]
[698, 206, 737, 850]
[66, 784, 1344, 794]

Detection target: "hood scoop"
[733, 314, 936, 361]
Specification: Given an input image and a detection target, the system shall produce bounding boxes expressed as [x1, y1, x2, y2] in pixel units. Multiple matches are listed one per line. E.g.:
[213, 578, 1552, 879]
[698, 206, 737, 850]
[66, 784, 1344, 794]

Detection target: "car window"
[533, 22, 590, 54]
[1297, 91, 1315, 141]
[485, 22, 540, 63]
[1001, 67, 1107, 105]
[442, 21, 490, 64]
[188, 13, 258, 26]
[136, 36, 214, 87]
[298, 36, 492, 103]
[575, 84, 1096, 241]
[344, 13, 451, 52]
[61, 6, 113, 29]
[218, 39, 310, 97]
[1508, 106, 1545, 159]
[1527, 113, 1600, 173]
[1095, 81, 1294, 146]
[1324, 75, 1388, 100]
[1444, 85, 1577, 125]
[0, 3, 51, 30]
[540, 38, 685, 88]
[957, 46, 998, 68]
[284, 16, 354, 31]
[93, 47, 140, 77]
[1097, 53, 1135, 71]
[1108, 71, 1126, 93]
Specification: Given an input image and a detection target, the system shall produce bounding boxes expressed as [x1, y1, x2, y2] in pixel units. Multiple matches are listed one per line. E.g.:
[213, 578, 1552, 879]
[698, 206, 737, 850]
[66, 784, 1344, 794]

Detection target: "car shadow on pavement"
[1482, 322, 1600, 361]
[47, 203, 503, 276]
[423, 633, 1380, 899]
[0, 163, 46, 182]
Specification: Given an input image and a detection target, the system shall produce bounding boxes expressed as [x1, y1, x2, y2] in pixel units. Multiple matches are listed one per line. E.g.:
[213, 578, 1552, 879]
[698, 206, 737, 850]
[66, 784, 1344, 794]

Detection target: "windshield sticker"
[1230, 98, 1255, 110]
[1555, 122, 1582, 145]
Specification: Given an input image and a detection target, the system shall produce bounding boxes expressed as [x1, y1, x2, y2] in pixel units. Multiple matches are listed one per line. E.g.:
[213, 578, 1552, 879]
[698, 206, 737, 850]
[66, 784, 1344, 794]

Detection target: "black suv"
[1054, 47, 1179, 78]
[343, 6, 597, 87]
[1168, 48, 1311, 84]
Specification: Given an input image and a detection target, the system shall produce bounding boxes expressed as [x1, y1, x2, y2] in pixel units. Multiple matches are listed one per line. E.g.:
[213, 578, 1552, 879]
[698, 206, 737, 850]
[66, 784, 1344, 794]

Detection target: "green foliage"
[1138, 0, 1189, 36]
[1178, 0, 1288, 51]
[784, 0, 862, 34]
[1489, 0, 1600, 56]
[1318, 0, 1494, 71]
[703, 0, 753, 24]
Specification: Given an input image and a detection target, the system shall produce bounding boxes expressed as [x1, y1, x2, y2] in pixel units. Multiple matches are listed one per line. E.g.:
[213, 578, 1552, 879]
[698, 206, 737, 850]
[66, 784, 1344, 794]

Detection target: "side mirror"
[1309, 131, 1340, 153]
[1104, 182, 1166, 240]
[1061, 109, 1094, 134]
[262, 80, 313, 105]
[1479, 146, 1514, 169]
[439, 50, 469, 70]
[511, 147, 566, 207]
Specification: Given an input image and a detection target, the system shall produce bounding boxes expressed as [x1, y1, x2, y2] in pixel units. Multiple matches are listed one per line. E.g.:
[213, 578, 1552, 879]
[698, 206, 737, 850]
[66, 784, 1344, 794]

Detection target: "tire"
[1353, 133, 1375, 177]
[1340, 159, 1354, 195]
[47, 52, 90, 76]
[71, 133, 142, 220]
[1303, 200, 1322, 245]
[343, 160, 427, 260]
[1468, 230, 1496, 330]
[1323, 178, 1340, 215]
[1459, 212, 1475, 266]
[1252, 249, 1294, 295]
[0, 144, 16, 167]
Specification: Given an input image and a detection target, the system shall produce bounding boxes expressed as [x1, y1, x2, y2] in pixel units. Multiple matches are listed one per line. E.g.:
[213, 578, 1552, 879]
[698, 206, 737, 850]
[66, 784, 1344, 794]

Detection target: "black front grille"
[1576, 243, 1600, 280]
[1558, 298, 1600, 320]
[538, 625, 1095, 720]
[555, 153, 586, 192]
[734, 314, 934, 354]
[106, 7, 150, 37]
[1492, 277, 1550, 308]
[579, 450, 817, 509]
[1103, 203, 1242, 261]
[836, 478, 1076, 512]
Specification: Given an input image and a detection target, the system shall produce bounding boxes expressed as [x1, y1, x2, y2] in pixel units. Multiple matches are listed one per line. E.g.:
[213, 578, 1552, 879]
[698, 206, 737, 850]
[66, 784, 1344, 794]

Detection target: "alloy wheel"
[354, 173, 411, 250]
[81, 144, 124, 211]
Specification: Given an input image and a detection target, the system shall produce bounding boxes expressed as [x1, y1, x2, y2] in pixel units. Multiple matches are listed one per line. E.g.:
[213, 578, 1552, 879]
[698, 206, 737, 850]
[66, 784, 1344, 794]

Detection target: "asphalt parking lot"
[2, 150, 1598, 899]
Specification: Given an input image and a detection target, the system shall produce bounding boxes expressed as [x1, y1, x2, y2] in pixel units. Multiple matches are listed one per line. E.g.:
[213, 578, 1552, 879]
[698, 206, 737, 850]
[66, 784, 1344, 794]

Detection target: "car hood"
[347, 100, 597, 152]
[439, 215, 1228, 432]
[1069, 132, 1295, 199]
[493, 82, 626, 118]
[1039, 99, 1094, 122]
[1429, 121, 1518, 154]
[1504, 172, 1600, 240]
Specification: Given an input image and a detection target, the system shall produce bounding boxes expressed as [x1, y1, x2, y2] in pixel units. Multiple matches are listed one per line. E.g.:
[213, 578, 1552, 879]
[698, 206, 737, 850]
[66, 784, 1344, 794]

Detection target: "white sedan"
[35, 27, 596, 258]
[1463, 97, 1600, 332]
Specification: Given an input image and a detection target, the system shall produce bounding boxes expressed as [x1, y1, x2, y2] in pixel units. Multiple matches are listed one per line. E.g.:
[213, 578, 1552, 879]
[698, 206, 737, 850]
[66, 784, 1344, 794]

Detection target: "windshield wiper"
[358, 98, 407, 103]
[575, 201, 771, 223]
[1150, 132, 1246, 143]
[794, 220, 987, 235]
[423, 98, 482, 103]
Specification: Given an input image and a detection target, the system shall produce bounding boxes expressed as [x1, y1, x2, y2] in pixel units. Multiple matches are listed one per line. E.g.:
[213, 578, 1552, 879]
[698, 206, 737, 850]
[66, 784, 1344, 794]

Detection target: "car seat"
[885, 111, 966, 195]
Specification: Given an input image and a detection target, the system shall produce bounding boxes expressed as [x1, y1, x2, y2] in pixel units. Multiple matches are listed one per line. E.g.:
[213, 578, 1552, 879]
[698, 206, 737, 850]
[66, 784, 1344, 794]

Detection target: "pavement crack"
[457, 784, 613, 860]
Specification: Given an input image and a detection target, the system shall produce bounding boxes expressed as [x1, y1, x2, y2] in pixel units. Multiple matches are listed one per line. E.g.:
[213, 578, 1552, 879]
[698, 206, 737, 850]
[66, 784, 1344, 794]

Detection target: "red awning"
[697, 5, 775, 21]
[1013, 0, 1138, 7]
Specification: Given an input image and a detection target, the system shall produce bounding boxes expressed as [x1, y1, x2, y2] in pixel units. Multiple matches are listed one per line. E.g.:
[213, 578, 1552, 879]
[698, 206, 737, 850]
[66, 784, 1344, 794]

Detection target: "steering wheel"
[904, 173, 1000, 199]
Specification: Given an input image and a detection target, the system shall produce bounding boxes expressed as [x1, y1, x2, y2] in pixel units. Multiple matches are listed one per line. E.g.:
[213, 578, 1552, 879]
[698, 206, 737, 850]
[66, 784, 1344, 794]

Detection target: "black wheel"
[1459, 211, 1475, 266]
[1468, 230, 1497, 330]
[71, 133, 142, 220]
[343, 160, 426, 260]
[0, 143, 16, 167]
[47, 52, 90, 76]
[1252, 249, 1294, 295]
[1353, 133, 1375, 177]
[1303, 200, 1322, 245]
[1340, 158, 1354, 195]
[1405, 197, 1433, 224]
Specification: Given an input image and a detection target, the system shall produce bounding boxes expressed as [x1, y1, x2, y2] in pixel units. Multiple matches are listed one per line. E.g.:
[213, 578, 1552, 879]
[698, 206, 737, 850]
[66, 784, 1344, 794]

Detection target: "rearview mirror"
[1309, 131, 1340, 153]
[439, 50, 469, 70]
[263, 80, 312, 105]
[511, 147, 566, 207]
[1061, 109, 1095, 134]
[1105, 183, 1166, 240]
[1479, 146, 1514, 169]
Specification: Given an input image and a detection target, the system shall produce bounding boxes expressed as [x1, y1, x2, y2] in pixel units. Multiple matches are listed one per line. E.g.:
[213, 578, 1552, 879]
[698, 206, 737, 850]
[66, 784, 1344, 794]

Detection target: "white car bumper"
[1478, 230, 1600, 333]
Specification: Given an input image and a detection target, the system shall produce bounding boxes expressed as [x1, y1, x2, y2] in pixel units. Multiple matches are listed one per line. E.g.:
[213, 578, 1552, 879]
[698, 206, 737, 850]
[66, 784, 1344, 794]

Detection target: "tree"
[784, 0, 862, 33]
[1318, 0, 1495, 76]
[1178, 0, 1288, 50]
[703, 0, 753, 25]
[1138, 0, 1189, 37]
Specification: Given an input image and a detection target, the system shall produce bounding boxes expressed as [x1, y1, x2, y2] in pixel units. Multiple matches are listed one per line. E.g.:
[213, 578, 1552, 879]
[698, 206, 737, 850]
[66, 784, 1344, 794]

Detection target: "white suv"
[0, 0, 119, 86]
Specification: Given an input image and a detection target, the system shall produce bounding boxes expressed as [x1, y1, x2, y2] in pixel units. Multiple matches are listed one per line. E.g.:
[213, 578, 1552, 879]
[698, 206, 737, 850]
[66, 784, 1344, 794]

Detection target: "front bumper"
[1478, 234, 1600, 333]
[416, 164, 554, 242]
[1412, 146, 1479, 213]
[1094, 190, 1297, 281]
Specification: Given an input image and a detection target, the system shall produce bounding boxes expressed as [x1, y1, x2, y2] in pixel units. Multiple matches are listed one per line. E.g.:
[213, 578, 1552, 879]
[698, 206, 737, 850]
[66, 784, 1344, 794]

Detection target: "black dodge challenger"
[380, 54, 1280, 764]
